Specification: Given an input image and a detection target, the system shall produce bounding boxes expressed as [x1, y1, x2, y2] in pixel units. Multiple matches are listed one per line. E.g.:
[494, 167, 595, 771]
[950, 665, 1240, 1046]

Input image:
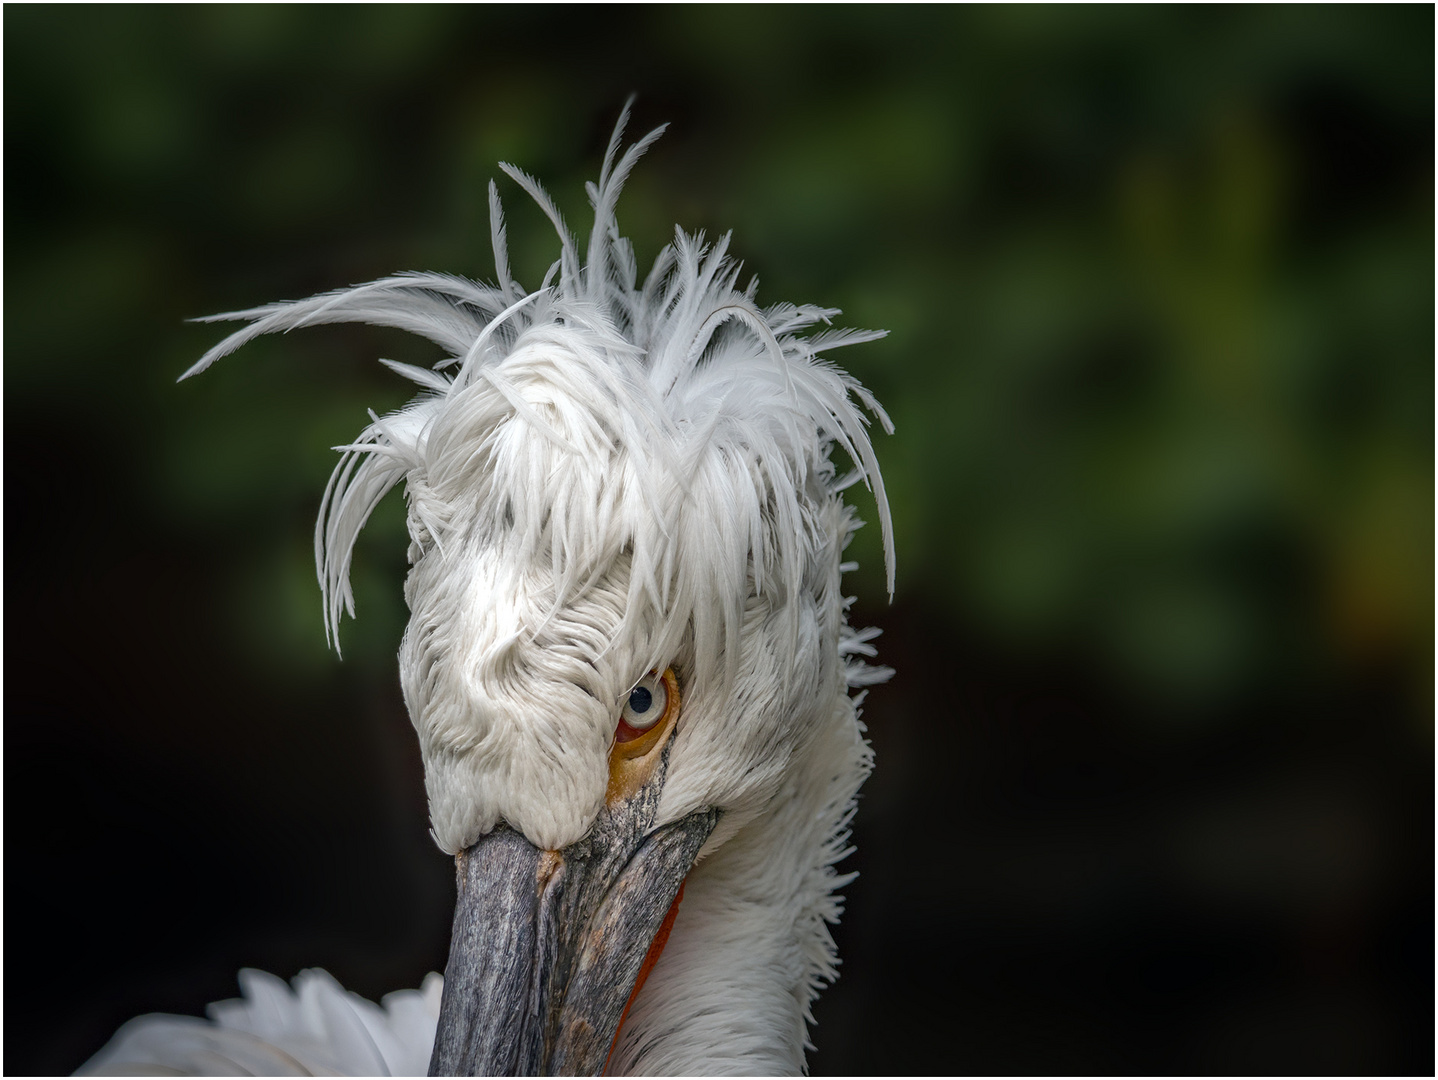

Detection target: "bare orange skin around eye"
[614, 716, 647, 743]
[603, 879, 687, 1075]
[606, 669, 680, 806]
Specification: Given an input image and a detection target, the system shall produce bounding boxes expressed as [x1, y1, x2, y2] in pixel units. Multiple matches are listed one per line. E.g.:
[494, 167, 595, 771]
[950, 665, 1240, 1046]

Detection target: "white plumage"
[83, 105, 892, 1076]
[80, 970, 442, 1077]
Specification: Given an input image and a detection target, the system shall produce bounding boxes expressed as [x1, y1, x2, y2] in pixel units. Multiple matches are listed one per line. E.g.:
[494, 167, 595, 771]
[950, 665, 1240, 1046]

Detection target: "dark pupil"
[628, 686, 653, 714]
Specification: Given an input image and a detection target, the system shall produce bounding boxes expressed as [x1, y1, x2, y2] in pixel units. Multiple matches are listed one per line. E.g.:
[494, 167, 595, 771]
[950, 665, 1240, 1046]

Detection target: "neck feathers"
[611, 686, 875, 1074]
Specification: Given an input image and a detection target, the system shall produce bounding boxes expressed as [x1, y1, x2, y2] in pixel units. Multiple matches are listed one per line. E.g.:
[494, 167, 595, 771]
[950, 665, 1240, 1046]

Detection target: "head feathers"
[185, 105, 894, 675]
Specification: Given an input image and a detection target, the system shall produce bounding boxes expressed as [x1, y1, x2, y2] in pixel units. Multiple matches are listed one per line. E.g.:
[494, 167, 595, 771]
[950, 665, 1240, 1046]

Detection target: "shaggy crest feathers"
[182, 104, 895, 697]
[151, 108, 895, 1073]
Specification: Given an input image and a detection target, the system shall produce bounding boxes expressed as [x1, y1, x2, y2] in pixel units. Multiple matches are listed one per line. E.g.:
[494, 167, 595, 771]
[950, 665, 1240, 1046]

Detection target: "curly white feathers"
[168, 107, 894, 1073]
[183, 104, 894, 669]
[184, 106, 893, 857]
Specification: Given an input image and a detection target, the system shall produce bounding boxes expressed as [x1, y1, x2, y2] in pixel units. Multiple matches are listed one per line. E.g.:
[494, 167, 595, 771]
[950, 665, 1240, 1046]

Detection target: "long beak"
[429, 693, 715, 1076]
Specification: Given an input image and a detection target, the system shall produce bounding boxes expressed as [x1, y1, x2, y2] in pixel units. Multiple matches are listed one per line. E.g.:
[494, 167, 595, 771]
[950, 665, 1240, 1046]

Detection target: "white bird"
[80, 105, 894, 1077]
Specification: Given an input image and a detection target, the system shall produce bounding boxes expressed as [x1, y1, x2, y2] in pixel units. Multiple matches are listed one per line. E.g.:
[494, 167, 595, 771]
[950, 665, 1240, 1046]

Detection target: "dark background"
[6, 6, 1432, 1075]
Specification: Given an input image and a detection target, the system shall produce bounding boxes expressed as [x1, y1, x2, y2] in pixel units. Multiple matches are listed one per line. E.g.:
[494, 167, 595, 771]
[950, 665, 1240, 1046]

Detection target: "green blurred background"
[7, 5, 1432, 1074]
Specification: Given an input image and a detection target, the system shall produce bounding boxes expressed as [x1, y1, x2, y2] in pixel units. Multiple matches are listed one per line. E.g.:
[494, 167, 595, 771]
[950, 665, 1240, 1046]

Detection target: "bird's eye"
[621, 674, 667, 731]
[614, 668, 678, 747]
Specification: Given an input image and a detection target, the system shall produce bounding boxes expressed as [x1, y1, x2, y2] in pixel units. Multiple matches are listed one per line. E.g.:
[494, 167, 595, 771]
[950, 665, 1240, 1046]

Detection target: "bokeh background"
[7, 6, 1432, 1075]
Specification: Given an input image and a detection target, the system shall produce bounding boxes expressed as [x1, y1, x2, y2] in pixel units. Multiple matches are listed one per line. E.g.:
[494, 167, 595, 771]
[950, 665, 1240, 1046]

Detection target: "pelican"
[80, 106, 894, 1076]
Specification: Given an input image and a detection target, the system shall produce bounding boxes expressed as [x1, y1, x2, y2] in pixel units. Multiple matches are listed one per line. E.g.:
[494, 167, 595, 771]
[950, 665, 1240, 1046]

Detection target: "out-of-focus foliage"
[7, 6, 1431, 1076]
[8, 5, 1429, 714]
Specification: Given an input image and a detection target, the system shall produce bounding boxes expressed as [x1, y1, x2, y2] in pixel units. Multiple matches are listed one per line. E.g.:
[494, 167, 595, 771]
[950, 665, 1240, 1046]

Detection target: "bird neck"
[608, 691, 871, 1075]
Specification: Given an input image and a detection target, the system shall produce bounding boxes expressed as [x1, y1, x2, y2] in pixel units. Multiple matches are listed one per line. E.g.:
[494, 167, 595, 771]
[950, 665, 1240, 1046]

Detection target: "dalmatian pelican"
[80, 105, 894, 1076]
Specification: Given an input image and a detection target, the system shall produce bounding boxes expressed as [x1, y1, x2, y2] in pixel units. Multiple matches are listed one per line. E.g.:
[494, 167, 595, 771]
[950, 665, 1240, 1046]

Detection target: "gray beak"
[429, 700, 716, 1076]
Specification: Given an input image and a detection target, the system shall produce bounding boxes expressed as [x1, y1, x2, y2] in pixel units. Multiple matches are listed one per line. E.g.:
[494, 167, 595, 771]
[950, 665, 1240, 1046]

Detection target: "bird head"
[186, 106, 893, 1074]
